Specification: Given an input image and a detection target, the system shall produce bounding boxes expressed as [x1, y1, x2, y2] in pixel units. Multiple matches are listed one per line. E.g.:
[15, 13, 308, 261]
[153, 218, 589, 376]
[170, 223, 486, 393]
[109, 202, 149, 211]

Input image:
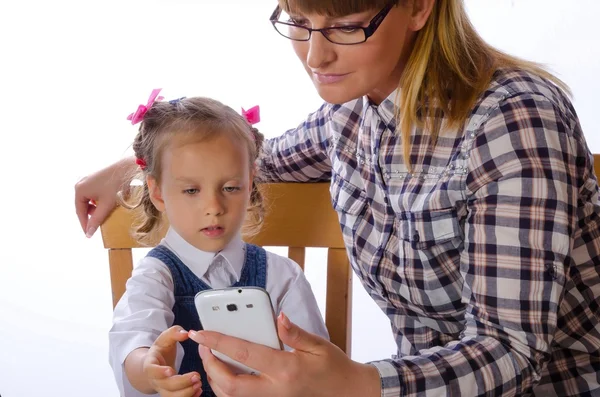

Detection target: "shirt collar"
[162, 227, 246, 281]
[362, 89, 398, 129]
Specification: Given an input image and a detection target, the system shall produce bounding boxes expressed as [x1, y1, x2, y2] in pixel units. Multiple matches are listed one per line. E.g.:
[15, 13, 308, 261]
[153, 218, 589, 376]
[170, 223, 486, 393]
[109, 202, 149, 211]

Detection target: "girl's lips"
[201, 226, 224, 238]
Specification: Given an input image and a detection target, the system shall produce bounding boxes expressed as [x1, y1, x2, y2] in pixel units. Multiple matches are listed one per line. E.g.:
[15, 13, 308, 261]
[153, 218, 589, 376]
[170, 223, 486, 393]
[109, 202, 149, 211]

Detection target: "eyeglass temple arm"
[269, 5, 282, 21]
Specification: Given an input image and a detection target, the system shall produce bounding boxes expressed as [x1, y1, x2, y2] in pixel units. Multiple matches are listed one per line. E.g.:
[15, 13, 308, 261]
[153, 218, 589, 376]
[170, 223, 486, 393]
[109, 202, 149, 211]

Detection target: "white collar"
[362, 88, 398, 127]
[161, 227, 246, 281]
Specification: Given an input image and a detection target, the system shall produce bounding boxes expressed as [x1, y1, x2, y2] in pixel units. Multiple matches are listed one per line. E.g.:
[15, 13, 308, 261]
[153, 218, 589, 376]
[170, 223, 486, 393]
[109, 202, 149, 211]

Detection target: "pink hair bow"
[241, 105, 260, 125]
[127, 88, 164, 125]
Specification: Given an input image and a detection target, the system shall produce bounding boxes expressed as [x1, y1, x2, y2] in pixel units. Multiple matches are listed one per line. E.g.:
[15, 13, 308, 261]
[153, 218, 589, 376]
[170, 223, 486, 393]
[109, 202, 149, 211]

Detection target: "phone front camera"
[238, 289, 242, 293]
[226, 304, 238, 312]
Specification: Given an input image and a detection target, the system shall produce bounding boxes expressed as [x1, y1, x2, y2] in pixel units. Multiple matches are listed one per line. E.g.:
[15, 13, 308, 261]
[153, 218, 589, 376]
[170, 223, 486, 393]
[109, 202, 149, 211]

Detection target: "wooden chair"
[100, 183, 353, 355]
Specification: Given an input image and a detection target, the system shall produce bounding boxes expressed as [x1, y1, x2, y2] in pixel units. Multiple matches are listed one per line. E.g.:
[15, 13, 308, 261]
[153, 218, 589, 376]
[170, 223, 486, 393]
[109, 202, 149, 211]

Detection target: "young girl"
[108, 90, 329, 397]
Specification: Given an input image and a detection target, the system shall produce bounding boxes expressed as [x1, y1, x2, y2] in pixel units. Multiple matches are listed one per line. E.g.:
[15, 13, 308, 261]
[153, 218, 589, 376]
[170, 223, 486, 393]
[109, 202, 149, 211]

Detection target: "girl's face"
[148, 133, 253, 252]
[288, 1, 432, 105]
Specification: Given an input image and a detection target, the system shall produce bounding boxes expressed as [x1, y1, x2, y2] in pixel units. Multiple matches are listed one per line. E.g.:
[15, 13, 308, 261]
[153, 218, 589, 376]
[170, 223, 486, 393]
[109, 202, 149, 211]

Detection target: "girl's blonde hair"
[120, 97, 265, 246]
[278, 0, 569, 166]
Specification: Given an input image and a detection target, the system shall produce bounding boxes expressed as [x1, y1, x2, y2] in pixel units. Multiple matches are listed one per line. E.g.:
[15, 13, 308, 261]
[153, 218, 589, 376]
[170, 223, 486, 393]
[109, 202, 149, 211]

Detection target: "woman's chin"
[314, 84, 365, 105]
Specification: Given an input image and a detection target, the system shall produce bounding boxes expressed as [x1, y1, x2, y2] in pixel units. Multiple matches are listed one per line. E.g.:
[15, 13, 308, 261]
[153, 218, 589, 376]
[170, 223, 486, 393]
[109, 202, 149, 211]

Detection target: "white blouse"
[109, 228, 329, 397]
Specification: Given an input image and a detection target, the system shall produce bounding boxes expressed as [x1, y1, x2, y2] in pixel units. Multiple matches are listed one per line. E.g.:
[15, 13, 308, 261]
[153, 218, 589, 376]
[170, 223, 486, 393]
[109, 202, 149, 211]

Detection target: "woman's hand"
[74, 157, 136, 237]
[189, 313, 381, 397]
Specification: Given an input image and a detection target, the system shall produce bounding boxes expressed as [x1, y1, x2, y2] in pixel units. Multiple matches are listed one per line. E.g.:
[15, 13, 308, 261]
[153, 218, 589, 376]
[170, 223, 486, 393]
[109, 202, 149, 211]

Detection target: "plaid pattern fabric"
[259, 68, 600, 396]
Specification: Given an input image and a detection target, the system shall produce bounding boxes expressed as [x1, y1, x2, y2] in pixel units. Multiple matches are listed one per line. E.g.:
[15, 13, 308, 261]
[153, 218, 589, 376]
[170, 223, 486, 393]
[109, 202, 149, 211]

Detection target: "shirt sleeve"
[259, 102, 334, 183]
[265, 253, 330, 346]
[108, 256, 184, 397]
[372, 93, 587, 396]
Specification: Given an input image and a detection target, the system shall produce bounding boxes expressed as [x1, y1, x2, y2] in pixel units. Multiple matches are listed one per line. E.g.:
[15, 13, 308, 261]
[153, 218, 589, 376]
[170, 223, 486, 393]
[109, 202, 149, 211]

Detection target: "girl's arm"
[109, 256, 183, 396]
[274, 256, 330, 343]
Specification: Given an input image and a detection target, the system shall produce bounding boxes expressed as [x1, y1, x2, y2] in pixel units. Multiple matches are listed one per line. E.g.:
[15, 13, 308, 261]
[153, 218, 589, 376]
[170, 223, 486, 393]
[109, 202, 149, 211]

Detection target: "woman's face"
[288, 2, 430, 105]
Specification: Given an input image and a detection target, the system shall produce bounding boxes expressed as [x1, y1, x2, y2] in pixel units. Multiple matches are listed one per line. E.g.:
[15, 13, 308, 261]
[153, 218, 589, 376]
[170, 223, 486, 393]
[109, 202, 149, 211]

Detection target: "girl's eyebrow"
[175, 176, 199, 183]
[175, 175, 245, 183]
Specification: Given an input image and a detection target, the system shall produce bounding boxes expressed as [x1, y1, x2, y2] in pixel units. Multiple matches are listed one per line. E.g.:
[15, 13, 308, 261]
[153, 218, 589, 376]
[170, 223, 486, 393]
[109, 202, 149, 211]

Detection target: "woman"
[76, 0, 600, 395]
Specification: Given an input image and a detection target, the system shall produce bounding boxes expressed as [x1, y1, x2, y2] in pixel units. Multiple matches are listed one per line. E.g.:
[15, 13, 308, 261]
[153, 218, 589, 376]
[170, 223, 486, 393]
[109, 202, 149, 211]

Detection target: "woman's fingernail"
[190, 330, 205, 343]
[279, 312, 291, 329]
[179, 328, 188, 334]
[191, 374, 200, 383]
[193, 382, 201, 391]
[86, 226, 97, 238]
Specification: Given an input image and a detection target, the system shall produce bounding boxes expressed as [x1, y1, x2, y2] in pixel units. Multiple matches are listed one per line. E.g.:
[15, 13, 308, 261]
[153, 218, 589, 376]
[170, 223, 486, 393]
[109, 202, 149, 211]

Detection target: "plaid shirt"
[259, 68, 600, 396]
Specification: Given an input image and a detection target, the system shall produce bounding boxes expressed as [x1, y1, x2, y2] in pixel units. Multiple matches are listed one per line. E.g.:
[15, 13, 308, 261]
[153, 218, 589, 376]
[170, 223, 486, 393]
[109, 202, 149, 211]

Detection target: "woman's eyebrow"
[324, 11, 371, 23]
[288, 9, 370, 22]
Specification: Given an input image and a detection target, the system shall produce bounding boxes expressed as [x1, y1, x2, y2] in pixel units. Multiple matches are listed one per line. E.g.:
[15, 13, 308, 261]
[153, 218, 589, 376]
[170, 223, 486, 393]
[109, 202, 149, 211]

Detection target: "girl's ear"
[147, 176, 166, 212]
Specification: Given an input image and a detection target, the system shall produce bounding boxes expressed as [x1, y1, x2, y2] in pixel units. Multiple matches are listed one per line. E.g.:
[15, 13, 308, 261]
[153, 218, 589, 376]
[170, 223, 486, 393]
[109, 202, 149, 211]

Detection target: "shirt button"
[413, 233, 420, 242]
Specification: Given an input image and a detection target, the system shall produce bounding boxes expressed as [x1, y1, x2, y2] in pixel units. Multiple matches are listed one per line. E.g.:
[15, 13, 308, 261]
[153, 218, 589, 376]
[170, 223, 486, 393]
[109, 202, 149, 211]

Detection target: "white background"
[0, 1, 599, 396]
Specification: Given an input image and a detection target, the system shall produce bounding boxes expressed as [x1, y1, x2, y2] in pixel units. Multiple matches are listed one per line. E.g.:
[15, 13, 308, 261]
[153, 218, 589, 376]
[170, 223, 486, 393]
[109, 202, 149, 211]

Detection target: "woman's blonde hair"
[278, 0, 569, 166]
[120, 97, 265, 246]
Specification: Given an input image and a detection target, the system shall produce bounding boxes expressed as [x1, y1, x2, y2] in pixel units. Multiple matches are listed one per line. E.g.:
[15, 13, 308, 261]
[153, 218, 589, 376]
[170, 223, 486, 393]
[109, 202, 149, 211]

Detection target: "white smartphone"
[194, 287, 282, 375]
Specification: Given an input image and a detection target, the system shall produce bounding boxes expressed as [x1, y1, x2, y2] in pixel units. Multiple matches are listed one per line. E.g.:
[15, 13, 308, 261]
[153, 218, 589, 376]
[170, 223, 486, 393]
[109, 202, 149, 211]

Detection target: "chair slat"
[109, 249, 134, 308]
[325, 248, 353, 355]
[288, 247, 306, 271]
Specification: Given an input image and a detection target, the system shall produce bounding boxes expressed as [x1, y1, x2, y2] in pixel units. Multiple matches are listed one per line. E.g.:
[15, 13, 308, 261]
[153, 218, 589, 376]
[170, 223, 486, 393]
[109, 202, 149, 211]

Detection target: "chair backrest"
[595, 154, 600, 182]
[100, 182, 353, 355]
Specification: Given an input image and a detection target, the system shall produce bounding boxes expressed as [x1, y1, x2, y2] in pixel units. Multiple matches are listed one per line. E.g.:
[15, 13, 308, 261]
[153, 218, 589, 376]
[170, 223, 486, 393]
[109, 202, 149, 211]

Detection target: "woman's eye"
[183, 188, 199, 195]
[337, 26, 360, 33]
[288, 17, 308, 26]
[223, 186, 241, 193]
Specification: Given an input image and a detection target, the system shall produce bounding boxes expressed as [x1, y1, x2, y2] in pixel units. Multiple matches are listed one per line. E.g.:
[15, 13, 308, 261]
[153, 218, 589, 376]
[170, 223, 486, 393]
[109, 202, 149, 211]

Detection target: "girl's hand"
[188, 313, 381, 397]
[142, 326, 203, 397]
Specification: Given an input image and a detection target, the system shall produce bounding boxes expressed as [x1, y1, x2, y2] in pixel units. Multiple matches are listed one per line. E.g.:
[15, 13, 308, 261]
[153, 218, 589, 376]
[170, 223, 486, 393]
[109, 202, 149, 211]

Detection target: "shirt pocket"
[394, 207, 465, 318]
[398, 207, 462, 250]
[330, 172, 367, 216]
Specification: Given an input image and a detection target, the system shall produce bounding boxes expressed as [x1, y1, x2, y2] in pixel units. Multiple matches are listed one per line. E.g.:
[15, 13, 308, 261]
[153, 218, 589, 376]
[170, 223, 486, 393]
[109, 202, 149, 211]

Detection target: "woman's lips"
[312, 72, 349, 84]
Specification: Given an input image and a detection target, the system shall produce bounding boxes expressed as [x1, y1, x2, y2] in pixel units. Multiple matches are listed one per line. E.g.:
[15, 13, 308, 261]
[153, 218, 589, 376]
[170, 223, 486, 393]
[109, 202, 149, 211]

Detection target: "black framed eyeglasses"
[269, 2, 396, 45]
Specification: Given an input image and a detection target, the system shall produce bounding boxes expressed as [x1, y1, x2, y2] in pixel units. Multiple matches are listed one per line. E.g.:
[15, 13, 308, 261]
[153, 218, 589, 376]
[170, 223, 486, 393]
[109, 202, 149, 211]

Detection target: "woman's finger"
[199, 345, 268, 397]
[276, 312, 327, 354]
[189, 330, 285, 375]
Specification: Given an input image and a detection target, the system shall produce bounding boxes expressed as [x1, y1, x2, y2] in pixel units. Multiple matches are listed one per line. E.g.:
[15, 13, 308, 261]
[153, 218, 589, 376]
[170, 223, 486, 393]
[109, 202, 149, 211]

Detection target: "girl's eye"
[183, 188, 199, 195]
[223, 186, 241, 193]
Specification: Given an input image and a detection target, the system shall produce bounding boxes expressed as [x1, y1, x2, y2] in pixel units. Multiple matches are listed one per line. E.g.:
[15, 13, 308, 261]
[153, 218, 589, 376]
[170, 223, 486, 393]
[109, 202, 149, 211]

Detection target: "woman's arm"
[75, 103, 336, 236]
[259, 102, 334, 183]
[74, 156, 136, 237]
